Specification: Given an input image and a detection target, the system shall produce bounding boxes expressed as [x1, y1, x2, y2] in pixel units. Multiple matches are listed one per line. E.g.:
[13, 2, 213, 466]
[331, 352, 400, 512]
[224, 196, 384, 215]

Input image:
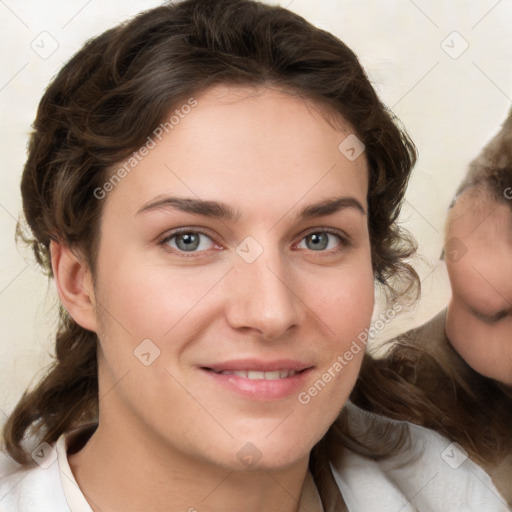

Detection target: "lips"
[200, 358, 314, 400]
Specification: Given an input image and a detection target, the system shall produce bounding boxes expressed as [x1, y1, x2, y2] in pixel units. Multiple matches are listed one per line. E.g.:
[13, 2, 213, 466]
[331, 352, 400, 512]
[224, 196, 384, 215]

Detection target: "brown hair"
[4, 0, 418, 501]
[352, 108, 512, 466]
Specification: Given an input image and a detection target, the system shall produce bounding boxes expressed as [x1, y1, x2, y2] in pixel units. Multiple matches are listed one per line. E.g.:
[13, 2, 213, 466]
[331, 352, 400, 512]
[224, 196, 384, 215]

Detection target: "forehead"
[103, 84, 369, 219]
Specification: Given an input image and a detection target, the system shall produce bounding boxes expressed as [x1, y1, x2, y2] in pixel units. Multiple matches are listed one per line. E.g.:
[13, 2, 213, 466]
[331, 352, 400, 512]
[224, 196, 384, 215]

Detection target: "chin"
[232, 447, 311, 473]
[202, 431, 316, 473]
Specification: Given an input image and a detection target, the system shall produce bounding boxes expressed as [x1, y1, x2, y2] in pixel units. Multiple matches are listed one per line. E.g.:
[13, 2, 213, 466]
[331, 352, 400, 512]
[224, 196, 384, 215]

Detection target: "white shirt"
[0, 404, 509, 511]
[332, 406, 509, 511]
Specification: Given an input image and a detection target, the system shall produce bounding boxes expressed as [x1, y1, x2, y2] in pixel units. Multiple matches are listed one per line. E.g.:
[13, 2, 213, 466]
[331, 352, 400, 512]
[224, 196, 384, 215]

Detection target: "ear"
[50, 240, 98, 332]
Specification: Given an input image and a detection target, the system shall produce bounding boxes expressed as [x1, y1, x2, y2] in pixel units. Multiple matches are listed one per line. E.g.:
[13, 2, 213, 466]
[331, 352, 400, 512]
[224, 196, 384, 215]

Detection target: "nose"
[224, 246, 301, 340]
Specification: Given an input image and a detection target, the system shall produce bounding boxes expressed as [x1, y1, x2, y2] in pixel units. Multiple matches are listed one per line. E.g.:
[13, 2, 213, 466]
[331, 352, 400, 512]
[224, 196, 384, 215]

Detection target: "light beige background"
[1, 0, 511, 416]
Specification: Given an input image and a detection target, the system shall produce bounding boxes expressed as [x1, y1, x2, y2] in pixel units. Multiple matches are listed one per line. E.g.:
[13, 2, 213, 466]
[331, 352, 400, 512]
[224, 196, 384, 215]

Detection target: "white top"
[0, 404, 509, 511]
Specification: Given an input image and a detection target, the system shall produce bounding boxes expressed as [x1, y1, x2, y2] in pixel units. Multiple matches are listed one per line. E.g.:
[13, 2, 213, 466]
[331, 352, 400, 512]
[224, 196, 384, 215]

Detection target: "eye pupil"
[307, 233, 328, 251]
[176, 233, 200, 251]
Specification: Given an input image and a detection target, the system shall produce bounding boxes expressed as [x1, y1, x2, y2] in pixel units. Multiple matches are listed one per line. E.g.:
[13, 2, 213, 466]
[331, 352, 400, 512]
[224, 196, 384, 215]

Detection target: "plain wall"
[0, 0, 511, 416]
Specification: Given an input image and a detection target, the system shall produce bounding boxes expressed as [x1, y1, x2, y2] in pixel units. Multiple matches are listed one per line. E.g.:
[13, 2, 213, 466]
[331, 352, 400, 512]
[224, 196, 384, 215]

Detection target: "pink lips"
[201, 358, 313, 401]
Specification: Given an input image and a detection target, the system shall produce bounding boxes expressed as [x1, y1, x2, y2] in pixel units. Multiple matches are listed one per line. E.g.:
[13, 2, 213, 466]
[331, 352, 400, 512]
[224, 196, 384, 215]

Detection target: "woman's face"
[446, 190, 512, 384]
[90, 85, 374, 471]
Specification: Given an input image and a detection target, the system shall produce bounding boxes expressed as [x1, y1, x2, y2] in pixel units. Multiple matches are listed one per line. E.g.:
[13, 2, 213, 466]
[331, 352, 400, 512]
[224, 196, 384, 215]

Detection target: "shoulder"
[0, 446, 70, 512]
[330, 403, 510, 512]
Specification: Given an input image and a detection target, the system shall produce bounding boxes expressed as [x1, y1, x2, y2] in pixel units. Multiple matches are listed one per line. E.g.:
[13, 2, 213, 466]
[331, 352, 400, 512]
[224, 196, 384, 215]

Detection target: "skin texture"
[51, 85, 374, 512]
[445, 189, 512, 384]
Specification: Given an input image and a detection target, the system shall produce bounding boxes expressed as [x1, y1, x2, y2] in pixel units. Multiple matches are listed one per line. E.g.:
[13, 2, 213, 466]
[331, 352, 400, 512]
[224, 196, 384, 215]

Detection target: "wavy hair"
[4, 0, 418, 504]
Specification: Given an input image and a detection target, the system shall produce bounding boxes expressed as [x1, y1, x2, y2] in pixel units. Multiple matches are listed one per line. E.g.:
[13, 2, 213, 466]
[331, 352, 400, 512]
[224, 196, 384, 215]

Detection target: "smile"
[211, 369, 299, 379]
[201, 362, 313, 401]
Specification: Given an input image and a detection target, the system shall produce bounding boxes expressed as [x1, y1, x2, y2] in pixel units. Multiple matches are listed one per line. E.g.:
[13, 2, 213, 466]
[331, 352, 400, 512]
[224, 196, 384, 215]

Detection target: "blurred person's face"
[82, 85, 374, 471]
[445, 189, 512, 384]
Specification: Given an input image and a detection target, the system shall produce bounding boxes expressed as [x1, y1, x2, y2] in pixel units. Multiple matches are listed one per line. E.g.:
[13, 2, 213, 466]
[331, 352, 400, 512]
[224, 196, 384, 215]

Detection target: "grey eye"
[176, 233, 200, 251]
[298, 232, 341, 251]
[166, 232, 214, 252]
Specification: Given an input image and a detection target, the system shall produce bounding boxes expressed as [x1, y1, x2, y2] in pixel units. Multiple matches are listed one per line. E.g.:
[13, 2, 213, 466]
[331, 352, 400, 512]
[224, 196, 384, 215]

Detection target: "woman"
[0, 1, 506, 510]
[353, 109, 512, 506]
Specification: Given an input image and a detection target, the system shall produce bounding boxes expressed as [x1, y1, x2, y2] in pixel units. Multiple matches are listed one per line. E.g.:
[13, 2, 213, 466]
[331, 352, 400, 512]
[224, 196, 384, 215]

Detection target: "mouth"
[200, 360, 313, 400]
[205, 368, 305, 379]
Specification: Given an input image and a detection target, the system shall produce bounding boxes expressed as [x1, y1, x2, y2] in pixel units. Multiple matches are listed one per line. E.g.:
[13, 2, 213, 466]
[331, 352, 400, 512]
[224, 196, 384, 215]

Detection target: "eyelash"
[158, 227, 349, 258]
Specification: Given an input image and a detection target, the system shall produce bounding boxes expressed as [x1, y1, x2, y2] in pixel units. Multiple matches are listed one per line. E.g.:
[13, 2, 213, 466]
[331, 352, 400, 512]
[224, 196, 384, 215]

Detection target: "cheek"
[95, 255, 230, 340]
[317, 261, 375, 342]
[303, 259, 374, 396]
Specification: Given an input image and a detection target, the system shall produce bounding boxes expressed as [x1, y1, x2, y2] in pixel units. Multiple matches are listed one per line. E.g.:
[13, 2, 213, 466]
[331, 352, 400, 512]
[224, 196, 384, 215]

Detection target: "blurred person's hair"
[454, 108, 512, 205]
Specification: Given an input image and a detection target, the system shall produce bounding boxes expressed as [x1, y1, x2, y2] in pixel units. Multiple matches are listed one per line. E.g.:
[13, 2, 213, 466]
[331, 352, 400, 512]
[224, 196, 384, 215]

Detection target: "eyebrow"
[136, 196, 367, 220]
